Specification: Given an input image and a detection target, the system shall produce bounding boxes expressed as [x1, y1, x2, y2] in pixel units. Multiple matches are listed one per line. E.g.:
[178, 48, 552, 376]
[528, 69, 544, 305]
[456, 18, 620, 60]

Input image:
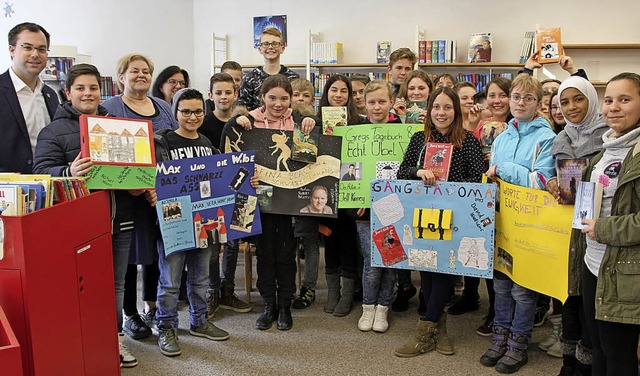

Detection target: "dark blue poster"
[155, 151, 261, 256]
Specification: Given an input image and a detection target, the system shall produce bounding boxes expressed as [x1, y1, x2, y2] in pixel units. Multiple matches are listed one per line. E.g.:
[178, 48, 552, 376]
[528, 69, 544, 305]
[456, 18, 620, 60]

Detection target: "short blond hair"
[116, 53, 154, 92]
[510, 74, 543, 100]
[260, 27, 284, 44]
[291, 78, 313, 94]
[364, 80, 394, 100]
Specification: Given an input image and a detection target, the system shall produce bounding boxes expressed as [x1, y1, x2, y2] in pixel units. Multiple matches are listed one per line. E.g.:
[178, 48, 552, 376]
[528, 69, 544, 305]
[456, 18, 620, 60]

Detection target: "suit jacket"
[0, 69, 59, 173]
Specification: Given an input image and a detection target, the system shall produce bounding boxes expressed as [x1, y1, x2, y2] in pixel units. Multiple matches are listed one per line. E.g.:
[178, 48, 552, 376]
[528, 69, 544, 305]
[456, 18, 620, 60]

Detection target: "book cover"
[372, 224, 407, 266]
[572, 181, 603, 229]
[423, 143, 453, 182]
[418, 40, 426, 63]
[479, 121, 508, 153]
[253, 15, 287, 48]
[431, 40, 439, 63]
[377, 41, 391, 64]
[425, 40, 433, 63]
[537, 28, 563, 64]
[438, 40, 446, 63]
[469, 33, 492, 63]
[291, 124, 318, 163]
[230, 192, 257, 233]
[321, 106, 347, 135]
[557, 158, 588, 205]
[405, 101, 427, 124]
[0, 185, 21, 216]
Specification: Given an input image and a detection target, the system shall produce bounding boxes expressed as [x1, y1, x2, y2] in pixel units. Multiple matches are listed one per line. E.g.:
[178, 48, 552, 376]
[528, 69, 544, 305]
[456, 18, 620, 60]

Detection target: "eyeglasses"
[16, 43, 48, 54]
[259, 41, 282, 49]
[167, 79, 187, 87]
[509, 95, 538, 104]
[178, 109, 205, 117]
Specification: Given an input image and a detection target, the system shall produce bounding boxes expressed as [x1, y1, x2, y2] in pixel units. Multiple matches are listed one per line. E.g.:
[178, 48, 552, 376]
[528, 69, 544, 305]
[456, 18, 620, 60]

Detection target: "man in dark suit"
[0, 22, 59, 173]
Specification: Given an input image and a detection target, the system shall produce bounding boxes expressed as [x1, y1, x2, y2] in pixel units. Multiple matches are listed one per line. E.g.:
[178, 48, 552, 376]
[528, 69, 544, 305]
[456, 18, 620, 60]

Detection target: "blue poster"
[155, 151, 262, 256]
[370, 179, 496, 278]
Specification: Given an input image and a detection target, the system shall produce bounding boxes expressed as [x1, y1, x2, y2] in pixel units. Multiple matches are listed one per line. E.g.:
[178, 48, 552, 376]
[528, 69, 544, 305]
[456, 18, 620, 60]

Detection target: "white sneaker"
[372, 304, 389, 333]
[358, 304, 376, 331]
[118, 333, 138, 368]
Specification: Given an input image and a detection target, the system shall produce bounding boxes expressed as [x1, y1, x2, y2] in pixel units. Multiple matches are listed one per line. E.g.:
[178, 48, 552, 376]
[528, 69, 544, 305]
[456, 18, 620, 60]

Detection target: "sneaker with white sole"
[372, 304, 389, 333]
[358, 304, 376, 331]
[189, 321, 230, 341]
[118, 333, 138, 368]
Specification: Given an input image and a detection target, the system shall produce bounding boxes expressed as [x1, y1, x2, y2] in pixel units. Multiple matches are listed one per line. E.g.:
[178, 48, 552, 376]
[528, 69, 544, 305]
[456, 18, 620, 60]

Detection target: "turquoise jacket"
[490, 115, 556, 190]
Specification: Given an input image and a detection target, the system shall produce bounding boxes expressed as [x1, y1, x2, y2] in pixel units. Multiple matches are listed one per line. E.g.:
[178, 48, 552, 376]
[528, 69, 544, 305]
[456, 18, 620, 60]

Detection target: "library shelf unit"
[0, 191, 120, 376]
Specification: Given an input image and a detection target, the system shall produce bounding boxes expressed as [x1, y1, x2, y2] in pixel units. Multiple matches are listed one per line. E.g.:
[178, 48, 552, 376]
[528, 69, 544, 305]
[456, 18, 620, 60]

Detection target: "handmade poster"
[79, 115, 156, 190]
[253, 15, 287, 48]
[370, 179, 496, 279]
[222, 124, 341, 218]
[494, 179, 573, 302]
[333, 124, 421, 208]
[155, 151, 262, 256]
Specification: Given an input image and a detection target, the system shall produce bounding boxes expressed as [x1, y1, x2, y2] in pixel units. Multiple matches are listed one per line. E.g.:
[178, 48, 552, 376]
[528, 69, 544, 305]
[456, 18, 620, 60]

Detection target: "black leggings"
[461, 276, 494, 308]
[324, 212, 358, 279]
[123, 263, 160, 316]
[420, 271, 453, 322]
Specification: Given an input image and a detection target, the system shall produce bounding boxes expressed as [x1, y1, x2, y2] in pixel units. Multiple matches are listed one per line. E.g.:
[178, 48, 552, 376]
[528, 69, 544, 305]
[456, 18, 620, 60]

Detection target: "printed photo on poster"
[340, 162, 360, 181]
[231, 193, 257, 233]
[299, 185, 333, 215]
[291, 125, 318, 164]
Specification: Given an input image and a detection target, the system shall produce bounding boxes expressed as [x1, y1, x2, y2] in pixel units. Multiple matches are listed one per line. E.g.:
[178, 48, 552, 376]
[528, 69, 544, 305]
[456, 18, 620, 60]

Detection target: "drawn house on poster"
[89, 123, 108, 160]
[134, 127, 152, 163]
[88, 122, 152, 164]
[108, 129, 134, 163]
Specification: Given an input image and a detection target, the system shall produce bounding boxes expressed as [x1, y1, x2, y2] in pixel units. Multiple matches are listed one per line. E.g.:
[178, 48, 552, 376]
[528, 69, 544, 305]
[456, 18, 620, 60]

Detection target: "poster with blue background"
[370, 179, 496, 278]
[155, 151, 261, 256]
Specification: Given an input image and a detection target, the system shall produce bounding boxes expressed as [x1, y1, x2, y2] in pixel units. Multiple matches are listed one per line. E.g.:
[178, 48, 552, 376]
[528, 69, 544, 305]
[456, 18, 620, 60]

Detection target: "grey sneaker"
[158, 324, 181, 357]
[219, 286, 251, 313]
[190, 321, 230, 341]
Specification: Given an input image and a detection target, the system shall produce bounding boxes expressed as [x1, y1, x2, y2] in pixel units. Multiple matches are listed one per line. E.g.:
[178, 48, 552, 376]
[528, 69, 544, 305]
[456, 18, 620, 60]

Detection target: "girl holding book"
[545, 75, 608, 375]
[227, 74, 319, 331]
[317, 74, 361, 126]
[454, 81, 479, 132]
[394, 87, 484, 357]
[577, 72, 640, 376]
[394, 70, 433, 124]
[481, 74, 556, 374]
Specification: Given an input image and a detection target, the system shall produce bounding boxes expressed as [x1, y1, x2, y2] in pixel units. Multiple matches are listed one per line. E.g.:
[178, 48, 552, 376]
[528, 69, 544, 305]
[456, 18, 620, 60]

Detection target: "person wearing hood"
[578, 72, 640, 376]
[225, 74, 319, 332]
[33, 63, 141, 368]
[482, 74, 556, 374]
[544, 76, 608, 374]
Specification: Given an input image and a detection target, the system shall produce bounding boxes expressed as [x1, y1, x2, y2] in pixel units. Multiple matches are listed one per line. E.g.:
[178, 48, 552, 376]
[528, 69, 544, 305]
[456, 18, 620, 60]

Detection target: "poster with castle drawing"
[370, 179, 496, 278]
[79, 115, 157, 190]
[222, 123, 341, 218]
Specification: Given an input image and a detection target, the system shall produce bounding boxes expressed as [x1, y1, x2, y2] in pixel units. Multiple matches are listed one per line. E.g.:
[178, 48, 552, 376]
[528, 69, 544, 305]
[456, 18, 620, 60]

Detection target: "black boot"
[255, 304, 277, 330]
[557, 337, 577, 376]
[574, 340, 592, 376]
[277, 306, 293, 330]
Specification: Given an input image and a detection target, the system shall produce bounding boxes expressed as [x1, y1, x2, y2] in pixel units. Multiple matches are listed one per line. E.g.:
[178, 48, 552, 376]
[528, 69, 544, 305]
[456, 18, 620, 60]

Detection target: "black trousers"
[256, 213, 296, 307]
[582, 262, 639, 376]
[562, 295, 591, 347]
[420, 271, 453, 322]
[324, 212, 358, 279]
[123, 263, 160, 316]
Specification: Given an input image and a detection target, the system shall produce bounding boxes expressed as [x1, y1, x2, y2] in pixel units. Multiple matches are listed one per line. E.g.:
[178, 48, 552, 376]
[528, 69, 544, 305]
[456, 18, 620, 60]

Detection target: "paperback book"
[321, 106, 347, 135]
[0, 184, 23, 216]
[468, 33, 492, 63]
[372, 224, 407, 266]
[536, 28, 563, 64]
[556, 158, 588, 205]
[423, 143, 453, 182]
[291, 124, 318, 163]
[377, 41, 391, 64]
[572, 181, 603, 229]
[479, 121, 508, 153]
[405, 101, 427, 124]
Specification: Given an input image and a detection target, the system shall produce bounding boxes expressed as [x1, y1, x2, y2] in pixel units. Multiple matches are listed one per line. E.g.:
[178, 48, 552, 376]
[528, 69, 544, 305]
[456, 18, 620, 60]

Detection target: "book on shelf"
[0, 173, 53, 209]
[310, 42, 344, 64]
[377, 41, 391, 63]
[422, 40, 456, 63]
[405, 101, 427, 124]
[519, 31, 536, 63]
[40, 57, 75, 83]
[468, 33, 492, 63]
[0, 184, 24, 216]
[556, 158, 588, 205]
[321, 106, 347, 135]
[423, 143, 453, 181]
[572, 181, 603, 229]
[51, 177, 90, 204]
[418, 40, 427, 63]
[536, 27, 563, 64]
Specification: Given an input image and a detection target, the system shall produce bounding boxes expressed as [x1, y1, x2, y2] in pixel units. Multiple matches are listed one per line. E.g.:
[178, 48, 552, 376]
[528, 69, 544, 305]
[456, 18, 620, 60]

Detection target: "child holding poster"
[228, 74, 319, 331]
[482, 74, 556, 373]
[394, 87, 484, 358]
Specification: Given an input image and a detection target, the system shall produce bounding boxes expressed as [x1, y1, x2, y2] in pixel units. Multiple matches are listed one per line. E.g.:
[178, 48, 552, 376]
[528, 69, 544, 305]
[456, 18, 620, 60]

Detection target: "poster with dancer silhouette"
[370, 179, 496, 278]
[222, 123, 341, 217]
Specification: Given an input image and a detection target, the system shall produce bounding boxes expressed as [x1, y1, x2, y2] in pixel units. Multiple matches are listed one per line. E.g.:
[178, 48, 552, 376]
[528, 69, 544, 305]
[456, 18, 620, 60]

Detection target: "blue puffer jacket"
[490, 115, 556, 190]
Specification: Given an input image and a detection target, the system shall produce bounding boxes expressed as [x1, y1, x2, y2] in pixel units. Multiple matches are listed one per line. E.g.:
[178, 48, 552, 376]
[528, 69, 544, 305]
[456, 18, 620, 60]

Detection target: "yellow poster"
[495, 179, 573, 302]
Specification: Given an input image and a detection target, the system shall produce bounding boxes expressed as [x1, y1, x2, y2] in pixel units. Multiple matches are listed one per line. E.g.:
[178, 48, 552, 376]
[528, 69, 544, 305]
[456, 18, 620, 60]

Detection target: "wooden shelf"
[419, 62, 524, 68]
[563, 43, 640, 50]
[311, 63, 388, 68]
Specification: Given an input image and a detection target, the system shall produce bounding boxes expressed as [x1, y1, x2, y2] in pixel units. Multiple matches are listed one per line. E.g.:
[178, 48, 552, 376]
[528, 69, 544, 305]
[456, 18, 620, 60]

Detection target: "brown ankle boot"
[394, 319, 437, 357]
[436, 312, 454, 355]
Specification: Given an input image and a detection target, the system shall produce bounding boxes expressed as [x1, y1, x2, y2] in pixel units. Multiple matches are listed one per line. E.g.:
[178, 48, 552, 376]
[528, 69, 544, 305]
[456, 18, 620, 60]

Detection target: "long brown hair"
[424, 87, 465, 149]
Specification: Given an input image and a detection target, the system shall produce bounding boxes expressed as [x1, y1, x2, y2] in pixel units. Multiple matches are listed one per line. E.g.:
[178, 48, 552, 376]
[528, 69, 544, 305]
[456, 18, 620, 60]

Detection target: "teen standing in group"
[393, 70, 433, 125]
[394, 87, 484, 357]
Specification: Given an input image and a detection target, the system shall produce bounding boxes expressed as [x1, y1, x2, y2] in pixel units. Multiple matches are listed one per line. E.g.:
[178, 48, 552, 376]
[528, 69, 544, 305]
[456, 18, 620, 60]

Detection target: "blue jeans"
[157, 240, 213, 328]
[113, 231, 133, 332]
[356, 221, 396, 306]
[300, 234, 320, 290]
[493, 272, 536, 339]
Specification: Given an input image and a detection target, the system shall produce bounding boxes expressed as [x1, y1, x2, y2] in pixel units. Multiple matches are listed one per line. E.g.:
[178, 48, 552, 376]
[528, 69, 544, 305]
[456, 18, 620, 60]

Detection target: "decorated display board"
[333, 124, 420, 208]
[155, 151, 261, 256]
[370, 179, 496, 278]
[494, 179, 573, 302]
[223, 124, 341, 217]
[79, 115, 156, 189]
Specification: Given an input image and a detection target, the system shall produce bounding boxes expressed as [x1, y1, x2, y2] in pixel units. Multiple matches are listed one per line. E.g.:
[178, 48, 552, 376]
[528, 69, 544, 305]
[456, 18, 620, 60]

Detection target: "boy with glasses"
[237, 28, 299, 110]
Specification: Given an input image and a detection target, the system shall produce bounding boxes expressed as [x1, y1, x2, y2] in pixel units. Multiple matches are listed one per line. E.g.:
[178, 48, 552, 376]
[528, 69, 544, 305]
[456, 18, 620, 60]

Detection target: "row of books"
[418, 40, 458, 63]
[40, 57, 75, 83]
[453, 72, 514, 92]
[101, 76, 120, 100]
[310, 72, 390, 96]
[0, 174, 89, 216]
[310, 42, 344, 64]
[519, 28, 563, 64]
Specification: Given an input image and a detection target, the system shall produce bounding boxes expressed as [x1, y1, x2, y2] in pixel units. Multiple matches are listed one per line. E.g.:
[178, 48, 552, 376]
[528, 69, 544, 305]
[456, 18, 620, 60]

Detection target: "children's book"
[321, 106, 347, 135]
[291, 124, 318, 163]
[468, 33, 492, 63]
[253, 15, 287, 48]
[572, 181, 603, 229]
[230, 192, 257, 233]
[479, 121, 507, 154]
[372, 225, 407, 266]
[0, 185, 23, 216]
[423, 143, 453, 182]
[557, 158, 588, 205]
[405, 101, 427, 124]
[376, 41, 391, 64]
[536, 28, 563, 64]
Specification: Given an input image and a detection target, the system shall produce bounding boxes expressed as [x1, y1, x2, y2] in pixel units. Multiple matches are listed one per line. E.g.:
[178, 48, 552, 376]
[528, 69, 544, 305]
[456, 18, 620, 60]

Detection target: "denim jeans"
[208, 242, 222, 291]
[300, 233, 320, 290]
[157, 240, 213, 328]
[493, 272, 536, 339]
[221, 239, 239, 289]
[356, 221, 396, 306]
[113, 231, 133, 332]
